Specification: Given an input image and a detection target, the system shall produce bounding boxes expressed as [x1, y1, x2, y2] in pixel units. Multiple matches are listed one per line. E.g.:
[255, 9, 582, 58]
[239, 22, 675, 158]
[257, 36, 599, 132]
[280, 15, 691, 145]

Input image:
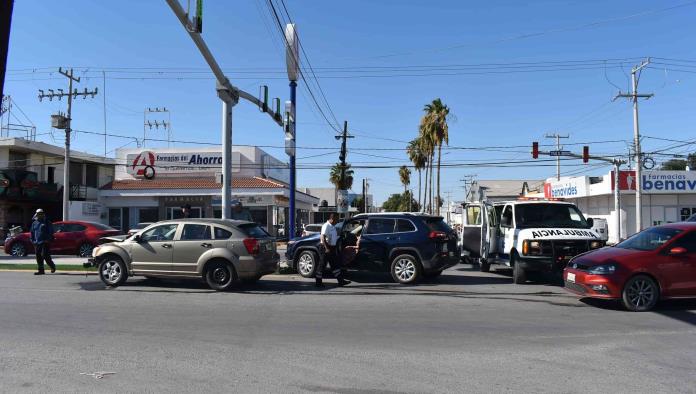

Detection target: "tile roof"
[102, 176, 286, 190]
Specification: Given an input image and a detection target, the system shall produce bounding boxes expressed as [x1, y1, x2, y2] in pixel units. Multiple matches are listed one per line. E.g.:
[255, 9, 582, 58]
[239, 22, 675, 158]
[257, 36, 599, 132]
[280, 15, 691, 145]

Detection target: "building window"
[167, 206, 202, 219]
[138, 208, 159, 223]
[47, 167, 55, 184]
[8, 150, 28, 169]
[108, 208, 122, 230]
[69, 161, 83, 185]
[85, 164, 98, 187]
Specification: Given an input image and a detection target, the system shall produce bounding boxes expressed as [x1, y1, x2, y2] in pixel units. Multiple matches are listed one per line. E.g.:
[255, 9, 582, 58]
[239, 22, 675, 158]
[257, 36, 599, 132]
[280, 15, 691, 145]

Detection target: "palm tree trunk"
[429, 153, 434, 214]
[417, 169, 422, 211]
[436, 144, 442, 216]
[423, 161, 429, 212]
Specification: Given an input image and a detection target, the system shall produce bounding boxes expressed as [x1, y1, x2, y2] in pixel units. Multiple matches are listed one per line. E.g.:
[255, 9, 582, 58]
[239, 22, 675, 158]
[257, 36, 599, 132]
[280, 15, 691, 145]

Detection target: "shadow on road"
[580, 297, 696, 323]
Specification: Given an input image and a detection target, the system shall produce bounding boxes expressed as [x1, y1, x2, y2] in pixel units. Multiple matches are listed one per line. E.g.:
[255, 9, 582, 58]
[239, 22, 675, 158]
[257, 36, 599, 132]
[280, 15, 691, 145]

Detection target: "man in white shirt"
[317, 213, 349, 287]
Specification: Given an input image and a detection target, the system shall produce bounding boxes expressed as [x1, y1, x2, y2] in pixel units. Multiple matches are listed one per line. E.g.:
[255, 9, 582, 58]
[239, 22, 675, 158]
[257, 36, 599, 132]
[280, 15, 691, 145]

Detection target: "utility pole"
[0, 0, 14, 103]
[614, 58, 653, 232]
[335, 121, 353, 218]
[38, 68, 98, 220]
[285, 23, 299, 239]
[143, 107, 171, 148]
[460, 174, 477, 202]
[545, 133, 569, 180]
[362, 178, 369, 213]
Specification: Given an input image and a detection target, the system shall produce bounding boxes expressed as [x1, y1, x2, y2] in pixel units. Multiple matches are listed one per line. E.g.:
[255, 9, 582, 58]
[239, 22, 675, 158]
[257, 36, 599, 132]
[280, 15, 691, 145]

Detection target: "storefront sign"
[336, 190, 352, 213]
[211, 195, 274, 206]
[127, 150, 240, 178]
[613, 170, 696, 194]
[81, 202, 102, 216]
[544, 177, 589, 198]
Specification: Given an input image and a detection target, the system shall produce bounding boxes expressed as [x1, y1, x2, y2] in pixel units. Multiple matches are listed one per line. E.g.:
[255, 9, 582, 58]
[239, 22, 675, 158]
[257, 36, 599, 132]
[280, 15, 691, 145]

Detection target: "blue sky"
[5, 0, 696, 204]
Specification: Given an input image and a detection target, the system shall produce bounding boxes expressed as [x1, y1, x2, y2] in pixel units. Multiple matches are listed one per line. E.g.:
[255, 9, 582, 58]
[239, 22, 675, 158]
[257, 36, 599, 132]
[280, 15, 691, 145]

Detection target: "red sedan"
[564, 223, 696, 311]
[4, 221, 121, 257]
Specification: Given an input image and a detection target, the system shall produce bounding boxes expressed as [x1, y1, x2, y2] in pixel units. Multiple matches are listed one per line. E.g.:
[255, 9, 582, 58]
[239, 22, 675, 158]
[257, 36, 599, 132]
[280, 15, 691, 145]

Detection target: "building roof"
[0, 138, 117, 165]
[101, 176, 286, 190]
[468, 179, 544, 201]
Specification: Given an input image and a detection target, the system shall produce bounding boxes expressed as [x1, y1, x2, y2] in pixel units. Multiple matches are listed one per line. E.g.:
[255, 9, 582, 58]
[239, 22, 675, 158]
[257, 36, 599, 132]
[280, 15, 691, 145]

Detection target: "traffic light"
[532, 142, 539, 159]
[583, 146, 589, 163]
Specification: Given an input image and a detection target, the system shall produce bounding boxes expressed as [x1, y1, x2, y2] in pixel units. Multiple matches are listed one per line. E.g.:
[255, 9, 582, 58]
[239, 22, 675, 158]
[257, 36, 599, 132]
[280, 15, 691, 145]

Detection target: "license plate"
[567, 272, 576, 283]
[442, 244, 448, 252]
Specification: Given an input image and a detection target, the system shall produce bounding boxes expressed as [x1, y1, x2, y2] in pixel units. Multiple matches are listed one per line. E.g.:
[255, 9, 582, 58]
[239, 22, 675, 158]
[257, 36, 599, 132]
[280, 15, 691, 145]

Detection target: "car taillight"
[429, 231, 447, 240]
[243, 238, 260, 255]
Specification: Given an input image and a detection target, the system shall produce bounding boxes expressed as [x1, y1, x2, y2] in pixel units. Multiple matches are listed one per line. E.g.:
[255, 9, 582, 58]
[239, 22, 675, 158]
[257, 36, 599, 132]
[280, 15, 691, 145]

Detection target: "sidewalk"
[0, 255, 86, 265]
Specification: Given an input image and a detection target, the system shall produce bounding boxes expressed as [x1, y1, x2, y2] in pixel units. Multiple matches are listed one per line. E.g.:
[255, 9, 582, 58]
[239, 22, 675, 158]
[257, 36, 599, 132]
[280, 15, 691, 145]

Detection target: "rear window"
[425, 217, 452, 232]
[238, 223, 271, 238]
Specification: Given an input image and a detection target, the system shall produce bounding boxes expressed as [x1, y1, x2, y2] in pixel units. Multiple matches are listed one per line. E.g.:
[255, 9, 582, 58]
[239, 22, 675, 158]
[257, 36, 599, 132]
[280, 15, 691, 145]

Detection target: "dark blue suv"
[285, 213, 459, 284]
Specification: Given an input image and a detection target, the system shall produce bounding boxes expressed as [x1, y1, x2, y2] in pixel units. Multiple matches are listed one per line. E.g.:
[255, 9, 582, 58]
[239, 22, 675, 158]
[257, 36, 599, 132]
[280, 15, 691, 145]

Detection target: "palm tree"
[418, 118, 436, 213]
[398, 165, 411, 193]
[421, 98, 451, 215]
[329, 162, 354, 190]
[407, 138, 426, 210]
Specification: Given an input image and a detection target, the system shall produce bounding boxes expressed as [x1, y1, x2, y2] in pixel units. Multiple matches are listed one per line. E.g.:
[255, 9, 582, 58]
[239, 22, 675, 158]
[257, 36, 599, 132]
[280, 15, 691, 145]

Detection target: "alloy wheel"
[626, 278, 656, 309]
[79, 244, 94, 257]
[102, 260, 122, 284]
[394, 258, 416, 282]
[298, 253, 314, 276]
[10, 243, 26, 256]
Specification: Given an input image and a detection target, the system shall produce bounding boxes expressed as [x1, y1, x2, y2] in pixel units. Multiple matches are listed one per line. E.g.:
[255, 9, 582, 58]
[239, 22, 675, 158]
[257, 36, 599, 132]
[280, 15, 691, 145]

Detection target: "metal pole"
[63, 71, 74, 221]
[103, 70, 107, 156]
[289, 80, 296, 239]
[220, 98, 233, 220]
[614, 160, 622, 244]
[631, 70, 642, 233]
[0, 0, 13, 104]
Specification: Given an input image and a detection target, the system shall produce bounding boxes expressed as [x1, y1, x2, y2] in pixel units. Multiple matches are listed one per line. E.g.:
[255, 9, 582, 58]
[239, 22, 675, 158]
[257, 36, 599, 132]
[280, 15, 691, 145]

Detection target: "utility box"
[51, 114, 69, 129]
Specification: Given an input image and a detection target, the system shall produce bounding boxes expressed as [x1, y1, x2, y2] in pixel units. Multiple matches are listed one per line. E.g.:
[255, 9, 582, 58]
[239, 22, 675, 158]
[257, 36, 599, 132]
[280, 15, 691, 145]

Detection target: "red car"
[564, 223, 696, 311]
[4, 221, 122, 257]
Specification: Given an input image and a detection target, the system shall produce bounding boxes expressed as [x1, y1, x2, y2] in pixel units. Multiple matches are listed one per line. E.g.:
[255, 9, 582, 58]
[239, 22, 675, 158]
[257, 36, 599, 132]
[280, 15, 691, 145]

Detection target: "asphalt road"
[1, 266, 695, 393]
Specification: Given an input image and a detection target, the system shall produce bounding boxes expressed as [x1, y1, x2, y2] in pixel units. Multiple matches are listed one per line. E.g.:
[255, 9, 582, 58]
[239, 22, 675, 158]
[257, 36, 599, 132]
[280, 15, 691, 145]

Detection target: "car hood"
[571, 246, 643, 267]
[293, 233, 321, 243]
[100, 235, 129, 243]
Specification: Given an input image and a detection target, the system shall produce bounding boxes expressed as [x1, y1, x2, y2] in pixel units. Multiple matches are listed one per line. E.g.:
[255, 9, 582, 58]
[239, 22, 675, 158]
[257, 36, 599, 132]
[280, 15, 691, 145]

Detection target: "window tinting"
[396, 219, 416, 233]
[672, 231, 696, 253]
[64, 223, 87, 232]
[180, 224, 211, 240]
[214, 227, 233, 239]
[238, 223, 270, 238]
[141, 224, 178, 242]
[366, 218, 395, 234]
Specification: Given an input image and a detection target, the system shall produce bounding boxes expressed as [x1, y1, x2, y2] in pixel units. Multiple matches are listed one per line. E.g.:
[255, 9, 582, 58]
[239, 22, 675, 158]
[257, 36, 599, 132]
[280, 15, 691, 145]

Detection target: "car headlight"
[522, 240, 543, 255]
[590, 240, 604, 250]
[587, 263, 617, 275]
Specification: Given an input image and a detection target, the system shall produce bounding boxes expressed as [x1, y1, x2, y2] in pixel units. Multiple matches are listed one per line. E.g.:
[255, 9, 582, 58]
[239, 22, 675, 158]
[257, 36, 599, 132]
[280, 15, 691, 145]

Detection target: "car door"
[130, 223, 178, 274]
[498, 204, 514, 260]
[661, 231, 696, 296]
[461, 203, 484, 258]
[359, 218, 396, 268]
[50, 222, 70, 253]
[171, 224, 213, 274]
[61, 223, 87, 254]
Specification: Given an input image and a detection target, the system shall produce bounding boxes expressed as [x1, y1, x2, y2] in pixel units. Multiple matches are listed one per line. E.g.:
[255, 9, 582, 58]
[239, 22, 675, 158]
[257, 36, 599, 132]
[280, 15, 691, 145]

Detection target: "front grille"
[552, 240, 589, 258]
[565, 281, 587, 294]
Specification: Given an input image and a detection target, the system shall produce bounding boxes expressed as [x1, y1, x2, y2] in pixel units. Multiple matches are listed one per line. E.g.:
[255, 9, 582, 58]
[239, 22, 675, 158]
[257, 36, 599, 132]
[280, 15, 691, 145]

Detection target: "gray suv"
[86, 219, 279, 291]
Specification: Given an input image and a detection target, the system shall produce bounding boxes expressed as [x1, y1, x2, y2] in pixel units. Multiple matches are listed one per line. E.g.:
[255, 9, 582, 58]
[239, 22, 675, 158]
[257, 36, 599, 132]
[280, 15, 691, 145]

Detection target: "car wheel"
[512, 253, 526, 284]
[479, 258, 491, 272]
[296, 250, 317, 278]
[205, 260, 236, 291]
[622, 275, 659, 312]
[390, 254, 422, 284]
[9, 242, 27, 257]
[98, 256, 128, 287]
[78, 243, 95, 257]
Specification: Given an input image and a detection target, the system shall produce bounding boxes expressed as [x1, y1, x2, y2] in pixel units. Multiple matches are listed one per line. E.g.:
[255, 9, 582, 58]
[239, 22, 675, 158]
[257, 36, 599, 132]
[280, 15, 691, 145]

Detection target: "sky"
[4, 0, 696, 205]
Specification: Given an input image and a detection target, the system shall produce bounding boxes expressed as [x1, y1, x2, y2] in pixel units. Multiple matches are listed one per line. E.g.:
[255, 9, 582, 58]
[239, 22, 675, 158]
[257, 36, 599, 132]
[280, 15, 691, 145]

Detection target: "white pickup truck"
[460, 200, 604, 284]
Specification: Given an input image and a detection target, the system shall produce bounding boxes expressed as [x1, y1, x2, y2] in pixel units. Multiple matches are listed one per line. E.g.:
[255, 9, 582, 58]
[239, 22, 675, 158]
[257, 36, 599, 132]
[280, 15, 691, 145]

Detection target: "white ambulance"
[460, 199, 604, 284]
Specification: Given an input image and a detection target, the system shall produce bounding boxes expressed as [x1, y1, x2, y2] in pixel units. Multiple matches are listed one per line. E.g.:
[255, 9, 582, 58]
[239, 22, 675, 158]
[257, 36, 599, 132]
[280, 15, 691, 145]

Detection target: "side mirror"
[669, 247, 687, 256]
[133, 234, 142, 243]
[586, 218, 594, 228]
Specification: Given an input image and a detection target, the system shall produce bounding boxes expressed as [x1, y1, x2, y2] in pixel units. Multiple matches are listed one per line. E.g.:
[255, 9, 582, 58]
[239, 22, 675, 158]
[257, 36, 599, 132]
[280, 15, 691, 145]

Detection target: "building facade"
[99, 146, 318, 237]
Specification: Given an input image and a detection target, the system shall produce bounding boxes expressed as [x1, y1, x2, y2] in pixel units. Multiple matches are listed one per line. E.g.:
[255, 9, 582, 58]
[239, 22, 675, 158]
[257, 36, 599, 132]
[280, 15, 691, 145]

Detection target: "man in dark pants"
[316, 213, 350, 288]
[30, 209, 55, 275]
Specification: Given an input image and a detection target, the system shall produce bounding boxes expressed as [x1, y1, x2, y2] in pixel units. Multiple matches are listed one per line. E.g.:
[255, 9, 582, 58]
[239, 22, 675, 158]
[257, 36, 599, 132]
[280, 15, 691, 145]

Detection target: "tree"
[329, 162, 354, 190]
[418, 125, 435, 213]
[351, 195, 366, 213]
[407, 138, 427, 210]
[661, 159, 687, 170]
[381, 191, 419, 213]
[398, 165, 411, 193]
[420, 98, 451, 216]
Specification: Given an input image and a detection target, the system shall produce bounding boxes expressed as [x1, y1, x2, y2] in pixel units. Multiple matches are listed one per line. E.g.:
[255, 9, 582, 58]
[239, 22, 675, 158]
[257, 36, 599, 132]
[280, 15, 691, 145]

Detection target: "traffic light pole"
[289, 80, 296, 238]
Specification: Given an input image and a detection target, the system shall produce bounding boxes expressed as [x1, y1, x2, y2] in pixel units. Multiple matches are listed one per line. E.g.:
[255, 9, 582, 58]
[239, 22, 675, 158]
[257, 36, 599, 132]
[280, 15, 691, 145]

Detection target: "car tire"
[479, 258, 491, 272]
[512, 253, 526, 284]
[9, 242, 27, 257]
[78, 243, 95, 257]
[390, 254, 422, 284]
[295, 250, 318, 278]
[205, 260, 236, 291]
[98, 256, 128, 288]
[621, 275, 659, 312]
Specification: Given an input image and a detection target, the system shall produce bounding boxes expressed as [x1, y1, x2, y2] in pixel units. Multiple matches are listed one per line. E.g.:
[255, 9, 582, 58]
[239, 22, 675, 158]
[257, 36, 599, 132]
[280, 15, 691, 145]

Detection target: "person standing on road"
[316, 213, 349, 288]
[30, 209, 56, 275]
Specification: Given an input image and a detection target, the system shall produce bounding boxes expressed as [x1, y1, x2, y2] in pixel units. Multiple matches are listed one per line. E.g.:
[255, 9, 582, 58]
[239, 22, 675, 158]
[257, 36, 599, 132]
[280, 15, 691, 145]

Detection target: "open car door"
[461, 202, 498, 268]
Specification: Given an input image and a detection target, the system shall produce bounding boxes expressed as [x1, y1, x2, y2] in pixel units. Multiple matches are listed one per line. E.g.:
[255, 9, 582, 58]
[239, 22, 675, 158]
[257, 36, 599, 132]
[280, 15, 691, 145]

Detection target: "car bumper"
[563, 268, 622, 299]
[424, 252, 459, 272]
[517, 255, 572, 272]
[84, 257, 98, 268]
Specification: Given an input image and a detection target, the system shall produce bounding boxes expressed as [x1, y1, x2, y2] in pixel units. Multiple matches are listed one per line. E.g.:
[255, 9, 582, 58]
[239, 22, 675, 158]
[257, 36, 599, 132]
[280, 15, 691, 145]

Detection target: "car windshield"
[514, 203, 588, 229]
[616, 227, 683, 251]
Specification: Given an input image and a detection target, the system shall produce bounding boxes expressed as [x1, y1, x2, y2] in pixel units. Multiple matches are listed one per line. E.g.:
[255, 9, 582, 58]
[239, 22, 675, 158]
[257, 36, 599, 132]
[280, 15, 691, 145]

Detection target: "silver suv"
[87, 219, 279, 291]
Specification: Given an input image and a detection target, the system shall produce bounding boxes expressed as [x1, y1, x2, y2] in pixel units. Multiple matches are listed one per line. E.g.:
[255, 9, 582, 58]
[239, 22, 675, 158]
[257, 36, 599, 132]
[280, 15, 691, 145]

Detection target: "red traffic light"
[532, 142, 539, 159]
[583, 146, 589, 163]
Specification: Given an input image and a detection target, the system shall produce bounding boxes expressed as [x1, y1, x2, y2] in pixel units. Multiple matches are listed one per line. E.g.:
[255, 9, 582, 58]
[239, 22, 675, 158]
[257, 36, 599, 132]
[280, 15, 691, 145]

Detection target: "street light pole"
[285, 23, 299, 239]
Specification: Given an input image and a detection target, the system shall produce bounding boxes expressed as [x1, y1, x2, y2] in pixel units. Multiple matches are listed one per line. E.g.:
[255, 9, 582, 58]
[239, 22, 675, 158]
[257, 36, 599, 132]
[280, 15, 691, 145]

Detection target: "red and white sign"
[129, 151, 156, 179]
[611, 170, 637, 191]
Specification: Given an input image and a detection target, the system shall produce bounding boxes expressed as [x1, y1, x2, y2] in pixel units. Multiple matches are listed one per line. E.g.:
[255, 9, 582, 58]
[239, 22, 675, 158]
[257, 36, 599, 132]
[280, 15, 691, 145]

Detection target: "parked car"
[127, 222, 154, 237]
[301, 223, 322, 237]
[564, 223, 696, 311]
[86, 219, 279, 291]
[4, 221, 122, 257]
[286, 213, 459, 284]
